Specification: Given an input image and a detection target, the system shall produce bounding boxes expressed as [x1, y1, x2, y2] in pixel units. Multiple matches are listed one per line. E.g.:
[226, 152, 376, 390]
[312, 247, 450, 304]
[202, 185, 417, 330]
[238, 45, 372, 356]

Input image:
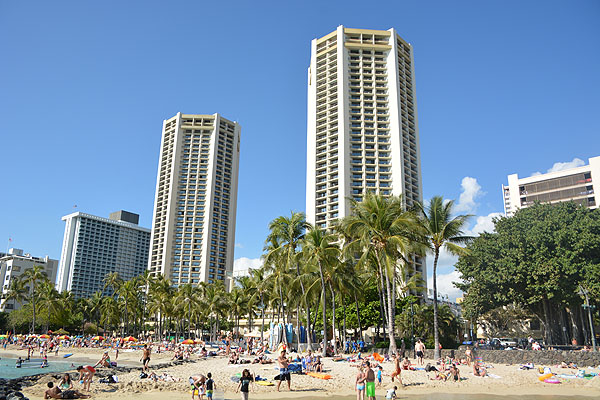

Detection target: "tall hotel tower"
[306, 26, 425, 276]
[148, 113, 240, 289]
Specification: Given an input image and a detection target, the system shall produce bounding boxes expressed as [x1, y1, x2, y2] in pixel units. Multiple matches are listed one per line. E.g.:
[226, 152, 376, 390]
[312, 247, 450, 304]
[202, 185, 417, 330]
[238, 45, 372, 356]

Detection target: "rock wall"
[374, 348, 600, 367]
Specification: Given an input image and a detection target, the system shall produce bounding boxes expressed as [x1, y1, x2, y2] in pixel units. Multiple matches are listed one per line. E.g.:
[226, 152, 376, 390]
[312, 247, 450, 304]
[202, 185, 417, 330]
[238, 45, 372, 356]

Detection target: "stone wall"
[374, 348, 600, 367]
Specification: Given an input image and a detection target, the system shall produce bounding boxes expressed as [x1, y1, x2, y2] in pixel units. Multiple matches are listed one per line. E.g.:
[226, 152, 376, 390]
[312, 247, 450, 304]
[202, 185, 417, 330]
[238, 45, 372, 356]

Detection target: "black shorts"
[280, 372, 290, 381]
[62, 390, 76, 399]
[416, 351, 423, 358]
[143, 358, 150, 363]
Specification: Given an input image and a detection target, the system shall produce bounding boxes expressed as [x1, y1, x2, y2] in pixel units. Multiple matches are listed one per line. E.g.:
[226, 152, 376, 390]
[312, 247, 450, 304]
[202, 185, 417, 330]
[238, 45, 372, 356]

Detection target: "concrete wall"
[376, 348, 600, 367]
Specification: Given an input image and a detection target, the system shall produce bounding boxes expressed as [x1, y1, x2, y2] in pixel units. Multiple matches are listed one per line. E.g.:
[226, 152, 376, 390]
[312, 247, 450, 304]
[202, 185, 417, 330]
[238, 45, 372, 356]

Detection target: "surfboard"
[256, 381, 274, 386]
[63, 353, 73, 358]
[307, 372, 332, 380]
[230, 376, 240, 383]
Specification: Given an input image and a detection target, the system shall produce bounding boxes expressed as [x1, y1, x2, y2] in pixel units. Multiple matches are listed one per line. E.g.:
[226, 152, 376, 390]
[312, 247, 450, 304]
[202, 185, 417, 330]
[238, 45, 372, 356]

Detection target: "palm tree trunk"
[278, 284, 288, 346]
[433, 248, 440, 360]
[382, 257, 397, 355]
[318, 261, 327, 357]
[261, 294, 265, 344]
[354, 294, 362, 341]
[31, 283, 36, 334]
[330, 283, 337, 355]
[342, 296, 347, 346]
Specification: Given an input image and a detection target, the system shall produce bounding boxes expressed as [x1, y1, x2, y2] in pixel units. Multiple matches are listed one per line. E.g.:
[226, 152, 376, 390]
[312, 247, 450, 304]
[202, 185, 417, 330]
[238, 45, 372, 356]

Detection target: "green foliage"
[84, 322, 99, 335]
[456, 202, 600, 344]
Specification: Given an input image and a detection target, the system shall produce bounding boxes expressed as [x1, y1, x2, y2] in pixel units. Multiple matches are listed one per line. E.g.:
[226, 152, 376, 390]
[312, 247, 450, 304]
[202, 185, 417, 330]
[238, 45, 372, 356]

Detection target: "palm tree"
[339, 192, 423, 354]
[263, 237, 292, 344]
[4, 276, 27, 312]
[250, 267, 271, 343]
[266, 212, 310, 349]
[416, 196, 472, 359]
[302, 225, 341, 357]
[22, 265, 48, 333]
[103, 271, 122, 298]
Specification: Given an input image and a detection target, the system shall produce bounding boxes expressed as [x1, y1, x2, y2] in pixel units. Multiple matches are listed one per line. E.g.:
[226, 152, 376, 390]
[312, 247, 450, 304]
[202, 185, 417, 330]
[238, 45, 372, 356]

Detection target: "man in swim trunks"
[390, 354, 402, 385]
[277, 348, 291, 392]
[415, 339, 425, 366]
[449, 363, 460, 381]
[401, 357, 411, 370]
[189, 374, 206, 400]
[365, 361, 376, 400]
[141, 344, 151, 372]
[44, 382, 90, 399]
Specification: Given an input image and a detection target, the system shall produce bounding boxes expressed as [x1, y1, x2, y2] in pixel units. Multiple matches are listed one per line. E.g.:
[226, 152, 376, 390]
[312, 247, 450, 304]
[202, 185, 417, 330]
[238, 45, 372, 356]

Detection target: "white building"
[503, 156, 599, 216]
[0, 248, 58, 312]
[148, 113, 240, 290]
[57, 210, 151, 298]
[305, 26, 425, 279]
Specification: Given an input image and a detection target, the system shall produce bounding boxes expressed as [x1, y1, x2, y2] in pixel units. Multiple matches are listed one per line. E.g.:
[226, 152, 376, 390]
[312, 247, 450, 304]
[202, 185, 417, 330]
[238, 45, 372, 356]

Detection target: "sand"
[3, 345, 600, 399]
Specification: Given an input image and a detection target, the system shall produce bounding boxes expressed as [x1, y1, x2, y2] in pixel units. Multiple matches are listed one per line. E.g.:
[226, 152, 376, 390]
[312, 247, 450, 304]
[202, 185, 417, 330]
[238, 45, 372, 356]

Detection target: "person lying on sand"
[44, 382, 90, 399]
[472, 361, 487, 377]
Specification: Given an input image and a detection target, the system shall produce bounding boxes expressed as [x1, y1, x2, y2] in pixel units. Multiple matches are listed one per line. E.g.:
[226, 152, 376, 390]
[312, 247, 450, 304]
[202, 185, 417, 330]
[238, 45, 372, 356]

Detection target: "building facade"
[502, 156, 599, 216]
[305, 26, 425, 278]
[1, 248, 58, 311]
[57, 211, 151, 298]
[148, 113, 240, 289]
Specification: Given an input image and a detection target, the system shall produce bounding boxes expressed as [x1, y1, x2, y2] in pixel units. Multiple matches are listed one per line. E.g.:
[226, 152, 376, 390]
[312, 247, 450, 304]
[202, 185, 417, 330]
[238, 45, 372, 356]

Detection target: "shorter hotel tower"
[148, 113, 240, 289]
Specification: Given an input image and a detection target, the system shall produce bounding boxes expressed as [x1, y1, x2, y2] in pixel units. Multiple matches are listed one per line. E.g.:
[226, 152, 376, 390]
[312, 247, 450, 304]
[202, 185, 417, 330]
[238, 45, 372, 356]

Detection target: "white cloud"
[427, 269, 463, 302]
[454, 177, 484, 214]
[531, 157, 585, 177]
[467, 212, 503, 236]
[235, 243, 244, 249]
[233, 257, 262, 274]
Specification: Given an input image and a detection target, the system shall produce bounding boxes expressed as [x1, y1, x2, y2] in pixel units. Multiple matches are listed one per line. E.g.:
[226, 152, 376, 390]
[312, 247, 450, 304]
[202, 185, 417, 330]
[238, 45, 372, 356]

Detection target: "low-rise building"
[503, 156, 599, 216]
[0, 248, 58, 312]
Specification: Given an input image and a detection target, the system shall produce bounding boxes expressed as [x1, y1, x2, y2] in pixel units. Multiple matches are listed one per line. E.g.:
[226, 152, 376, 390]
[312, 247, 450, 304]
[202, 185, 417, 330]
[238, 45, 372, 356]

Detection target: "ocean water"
[0, 357, 74, 380]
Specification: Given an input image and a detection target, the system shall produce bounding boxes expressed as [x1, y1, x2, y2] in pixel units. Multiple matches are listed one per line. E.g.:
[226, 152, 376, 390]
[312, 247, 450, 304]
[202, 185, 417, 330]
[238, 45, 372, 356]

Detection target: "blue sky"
[1, 1, 599, 299]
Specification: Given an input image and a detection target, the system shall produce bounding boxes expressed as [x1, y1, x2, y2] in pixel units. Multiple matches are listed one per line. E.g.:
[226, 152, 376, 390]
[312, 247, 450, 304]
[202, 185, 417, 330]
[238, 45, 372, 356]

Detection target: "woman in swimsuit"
[58, 373, 73, 390]
[356, 366, 366, 400]
[76, 365, 96, 391]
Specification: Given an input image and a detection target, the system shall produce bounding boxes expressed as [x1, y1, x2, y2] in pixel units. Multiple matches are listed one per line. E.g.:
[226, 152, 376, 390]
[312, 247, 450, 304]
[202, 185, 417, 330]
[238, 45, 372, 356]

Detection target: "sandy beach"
[3, 345, 600, 400]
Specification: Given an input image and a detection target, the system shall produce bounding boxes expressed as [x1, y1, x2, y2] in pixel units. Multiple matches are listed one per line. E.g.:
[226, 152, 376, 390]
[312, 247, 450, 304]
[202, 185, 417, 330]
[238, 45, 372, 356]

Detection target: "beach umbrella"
[0, 334, 8, 339]
[92, 336, 105, 341]
[39, 334, 51, 339]
[181, 339, 194, 344]
[58, 335, 70, 340]
[124, 336, 138, 342]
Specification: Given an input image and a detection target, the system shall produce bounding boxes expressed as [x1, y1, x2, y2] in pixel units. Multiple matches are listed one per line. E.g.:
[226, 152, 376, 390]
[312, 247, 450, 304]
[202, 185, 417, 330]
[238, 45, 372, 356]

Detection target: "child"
[205, 372, 215, 400]
[377, 365, 383, 387]
[386, 386, 397, 399]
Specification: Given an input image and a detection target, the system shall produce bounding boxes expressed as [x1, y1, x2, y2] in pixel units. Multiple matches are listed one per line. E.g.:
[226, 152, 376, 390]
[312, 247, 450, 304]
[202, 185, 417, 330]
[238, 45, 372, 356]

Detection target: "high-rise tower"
[306, 26, 424, 277]
[148, 113, 240, 289]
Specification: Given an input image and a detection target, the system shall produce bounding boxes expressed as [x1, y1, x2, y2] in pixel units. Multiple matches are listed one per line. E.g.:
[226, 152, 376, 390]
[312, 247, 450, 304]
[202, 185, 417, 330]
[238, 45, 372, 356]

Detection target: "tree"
[416, 196, 471, 359]
[21, 265, 47, 334]
[339, 192, 422, 355]
[456, 202, 600, 346]
[265, 212, 310, 349]
[302, 225, 340, 357]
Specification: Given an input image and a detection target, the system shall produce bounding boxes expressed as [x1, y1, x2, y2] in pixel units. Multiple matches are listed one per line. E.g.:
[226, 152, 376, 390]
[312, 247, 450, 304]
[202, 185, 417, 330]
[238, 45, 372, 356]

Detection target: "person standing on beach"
[190, 374, 206, 400]
[415, 339, 425, 366]
[391, 354, 402, 386]
[365, 361, 376, 400]
[76, 365, 96, 392]
[236, 369, 253, 400]
[141, 344, 151, 372]
[276, 348, 291, 392]
[356, 366, 366, 400]
[205, 372, 215, 400]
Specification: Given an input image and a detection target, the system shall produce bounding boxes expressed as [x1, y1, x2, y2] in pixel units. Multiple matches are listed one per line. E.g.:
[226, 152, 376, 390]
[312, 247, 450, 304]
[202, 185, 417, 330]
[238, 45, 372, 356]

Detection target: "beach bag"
[139, 372, 148, 379]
